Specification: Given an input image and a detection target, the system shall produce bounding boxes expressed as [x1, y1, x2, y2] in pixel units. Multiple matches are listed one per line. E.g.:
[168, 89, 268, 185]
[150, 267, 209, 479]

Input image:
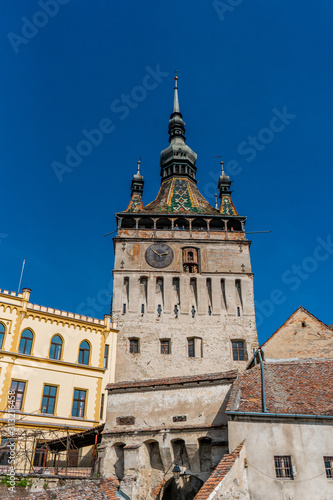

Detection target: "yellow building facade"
[0, 287, 118, 472]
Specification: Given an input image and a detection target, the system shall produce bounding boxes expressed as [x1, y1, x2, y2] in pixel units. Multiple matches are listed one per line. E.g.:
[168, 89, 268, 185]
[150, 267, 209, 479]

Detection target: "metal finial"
[137, 159, 141, 175]
[173, 71, 180, 112]
[220, 160, 225, 175]
[214, 193, 218, 209]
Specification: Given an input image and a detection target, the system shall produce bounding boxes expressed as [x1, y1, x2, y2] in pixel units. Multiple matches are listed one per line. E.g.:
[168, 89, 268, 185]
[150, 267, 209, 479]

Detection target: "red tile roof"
[107, 370, 237, 391]
[193, 442, 244, 499]
[227, 359, 333, 416]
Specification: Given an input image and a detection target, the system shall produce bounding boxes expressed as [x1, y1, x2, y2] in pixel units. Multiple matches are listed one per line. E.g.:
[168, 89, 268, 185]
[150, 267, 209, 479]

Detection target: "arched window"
[78, 341, 90, 365]
[0, 323, 5, 350]
[18, 330, 33, 355]
[49, 335, 63, 360]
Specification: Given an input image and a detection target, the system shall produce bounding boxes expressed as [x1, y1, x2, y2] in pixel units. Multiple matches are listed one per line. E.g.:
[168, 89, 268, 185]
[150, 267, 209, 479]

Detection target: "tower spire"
[173, 72, 180, 113]
[160, 74, 198, 182]
[168, 74, 186, 144]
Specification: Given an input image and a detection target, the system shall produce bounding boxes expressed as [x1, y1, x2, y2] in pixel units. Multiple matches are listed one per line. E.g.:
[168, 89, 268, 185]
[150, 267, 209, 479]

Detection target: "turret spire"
[124, 160, 144, 212]
[131, 159, 144, 196]
[217, 160, 238, 215]
[218, 161, 231, 196]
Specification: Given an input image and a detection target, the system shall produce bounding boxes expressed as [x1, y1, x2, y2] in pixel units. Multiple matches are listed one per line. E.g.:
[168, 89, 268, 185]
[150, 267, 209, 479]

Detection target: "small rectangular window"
[33, 441, 48, 467]
[123, 303, 127, 314]
[232, 341, 245, 361]
[274, 456, 293, 479]
[104, 344, 109, 369]
[141, 304, 145, 315]
[0, 439, 9, 465]
[41, 385, 57, 415]
[100, 393, 105, 420]
[9, 380, 26, 411]
[237, 306, 241, 317]
[72, 389, 86, 418]
[161, 340, 170, 354]
[324, 456, 333, 479]
[130, 339, 139, 354]
[188, 338, 195, 358]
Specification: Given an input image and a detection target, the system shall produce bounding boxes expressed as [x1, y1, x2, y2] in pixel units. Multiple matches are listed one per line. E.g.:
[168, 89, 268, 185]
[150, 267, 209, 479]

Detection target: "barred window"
[274, 456, 293, 479]
[160, 340, 170, 354]
[324, 456, 333, 479]
[232, 340, 245, 361]
[129, 338, 139, 354]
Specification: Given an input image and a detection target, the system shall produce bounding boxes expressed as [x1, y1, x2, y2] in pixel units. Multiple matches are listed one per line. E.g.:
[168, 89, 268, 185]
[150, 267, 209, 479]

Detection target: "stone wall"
[101, 375, 235, 499]
[112, 233, 258, 382]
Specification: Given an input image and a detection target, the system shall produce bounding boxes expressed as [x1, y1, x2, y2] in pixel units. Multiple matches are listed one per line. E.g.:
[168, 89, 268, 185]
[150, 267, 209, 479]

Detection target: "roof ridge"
[107, 370, 238, 391]
[193, 441, 245, 499]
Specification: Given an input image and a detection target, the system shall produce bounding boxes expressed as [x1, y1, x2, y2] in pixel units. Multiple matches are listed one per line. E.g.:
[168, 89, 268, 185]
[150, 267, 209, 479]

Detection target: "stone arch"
[161, 476, 204, 500]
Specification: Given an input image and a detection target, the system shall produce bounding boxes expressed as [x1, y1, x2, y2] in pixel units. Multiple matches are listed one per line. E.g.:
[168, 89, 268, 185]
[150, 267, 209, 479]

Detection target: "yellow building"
[0, 287, 118, 472]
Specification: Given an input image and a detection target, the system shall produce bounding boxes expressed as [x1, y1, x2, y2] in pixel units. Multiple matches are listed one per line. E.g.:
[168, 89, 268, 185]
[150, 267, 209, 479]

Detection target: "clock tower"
[112, 77, 258, 382]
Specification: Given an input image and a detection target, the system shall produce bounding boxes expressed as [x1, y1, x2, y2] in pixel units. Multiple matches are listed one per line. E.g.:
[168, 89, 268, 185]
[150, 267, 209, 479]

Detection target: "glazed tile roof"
[124, 176, 219, 215]
[193, 442, 244, 500]
[227, 359, 333, 415]
[124, 191, 144, 213]
[220, 194, 238, 215]
[106, 370, 237, 391]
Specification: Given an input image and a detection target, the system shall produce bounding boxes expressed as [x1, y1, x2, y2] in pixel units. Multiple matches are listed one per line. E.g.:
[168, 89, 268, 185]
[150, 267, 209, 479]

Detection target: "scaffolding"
[0, 420, 103, 478]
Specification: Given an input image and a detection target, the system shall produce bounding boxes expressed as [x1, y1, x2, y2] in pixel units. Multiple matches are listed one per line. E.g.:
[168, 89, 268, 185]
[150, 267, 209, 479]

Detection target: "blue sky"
[1, 0, 332, 344]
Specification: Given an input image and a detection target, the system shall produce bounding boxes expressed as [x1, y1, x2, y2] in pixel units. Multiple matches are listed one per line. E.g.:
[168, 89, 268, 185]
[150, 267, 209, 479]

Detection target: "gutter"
[226, 411, 333, 420]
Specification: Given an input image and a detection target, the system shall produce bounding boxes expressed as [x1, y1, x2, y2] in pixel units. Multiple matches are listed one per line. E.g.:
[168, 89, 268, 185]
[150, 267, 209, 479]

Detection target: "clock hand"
[152, 250, 163, 257]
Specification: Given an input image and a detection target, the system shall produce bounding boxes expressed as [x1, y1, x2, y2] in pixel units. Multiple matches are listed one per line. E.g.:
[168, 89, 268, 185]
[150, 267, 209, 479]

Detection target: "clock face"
[145, 243, 174, 268]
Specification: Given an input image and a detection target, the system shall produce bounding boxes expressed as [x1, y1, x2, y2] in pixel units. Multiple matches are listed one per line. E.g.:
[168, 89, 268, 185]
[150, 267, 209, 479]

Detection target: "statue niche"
[183, 247, 199, 274]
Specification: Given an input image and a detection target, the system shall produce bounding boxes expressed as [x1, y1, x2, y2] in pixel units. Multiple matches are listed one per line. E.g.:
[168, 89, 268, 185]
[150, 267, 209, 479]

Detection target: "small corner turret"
[124, 160, 144, 213]
[218, 161, 239, 217]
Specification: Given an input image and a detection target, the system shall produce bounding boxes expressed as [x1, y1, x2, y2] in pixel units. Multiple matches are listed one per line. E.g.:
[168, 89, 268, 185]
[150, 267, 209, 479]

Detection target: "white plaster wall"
[105, 382, 232, 432]
[228, 420, 333, 500]
[210, 445, 250, 500]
